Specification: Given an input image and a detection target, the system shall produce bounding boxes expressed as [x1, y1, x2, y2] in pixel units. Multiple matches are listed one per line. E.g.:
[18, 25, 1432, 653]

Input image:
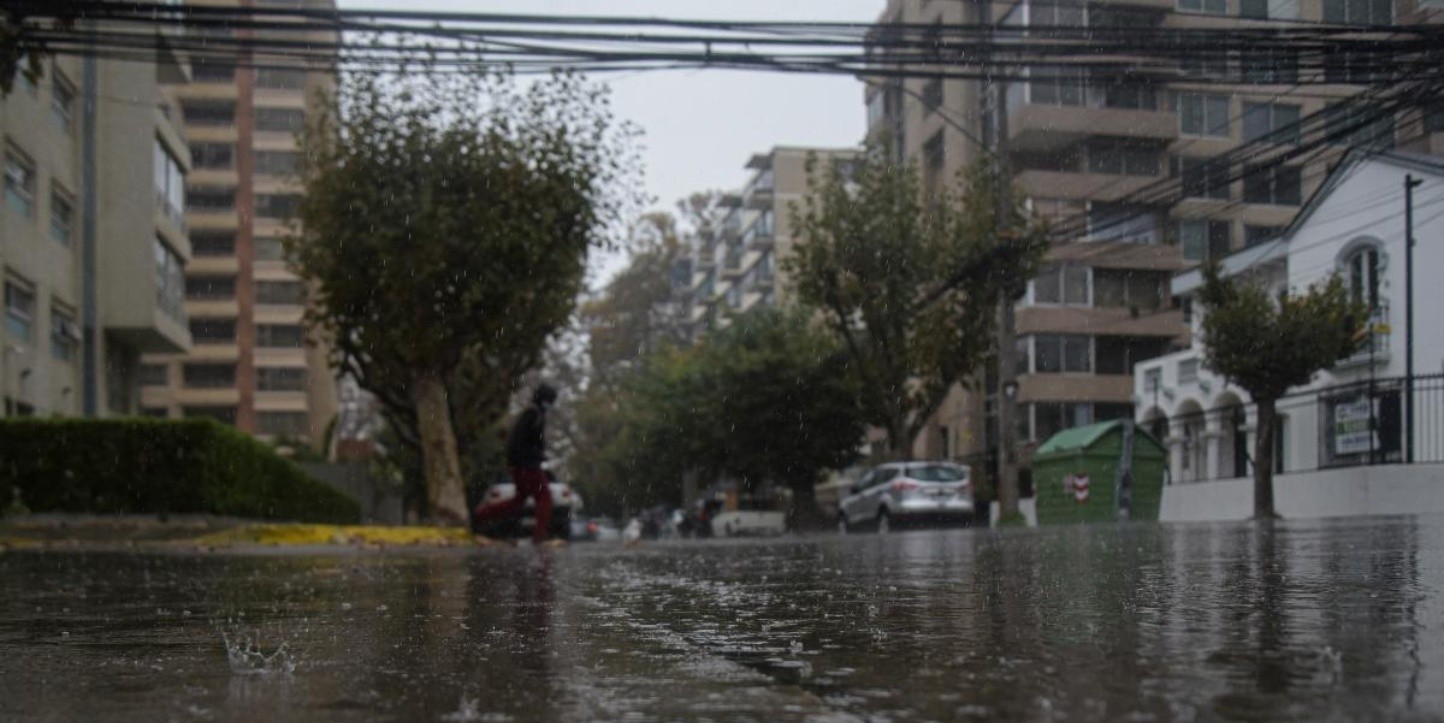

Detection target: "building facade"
[683, 146, 859, 337]
[139, 0, 338, 446]
[866, 0, 1444, 469]
[3, 41, 193, 419]
[1135, 151, 1444, 484]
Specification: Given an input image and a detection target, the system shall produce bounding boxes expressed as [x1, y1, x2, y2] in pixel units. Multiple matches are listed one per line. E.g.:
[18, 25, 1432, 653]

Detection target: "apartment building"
[139, 0, 338, 445]
[684, 146, 859, 337]
[866, 0, 1444, 468]
[2, 44, 193, 419]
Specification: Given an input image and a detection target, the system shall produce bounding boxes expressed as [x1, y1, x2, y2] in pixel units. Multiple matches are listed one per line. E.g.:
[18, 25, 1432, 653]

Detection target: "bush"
[0, 418, 359, 523]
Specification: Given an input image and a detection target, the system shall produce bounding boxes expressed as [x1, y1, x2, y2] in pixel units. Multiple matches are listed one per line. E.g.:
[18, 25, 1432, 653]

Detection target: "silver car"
[838, 462, 974, 533]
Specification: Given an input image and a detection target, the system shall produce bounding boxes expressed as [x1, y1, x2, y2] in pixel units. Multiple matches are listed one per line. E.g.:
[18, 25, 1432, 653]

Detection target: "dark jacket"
[506, 404, 546, 468]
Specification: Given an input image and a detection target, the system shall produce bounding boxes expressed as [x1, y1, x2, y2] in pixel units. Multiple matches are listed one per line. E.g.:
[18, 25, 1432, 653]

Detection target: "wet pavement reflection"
[2, 516, 1443, 721]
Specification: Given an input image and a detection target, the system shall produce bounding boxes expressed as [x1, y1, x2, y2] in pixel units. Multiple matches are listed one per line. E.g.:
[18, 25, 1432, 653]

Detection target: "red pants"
[474, 467, 553, 542]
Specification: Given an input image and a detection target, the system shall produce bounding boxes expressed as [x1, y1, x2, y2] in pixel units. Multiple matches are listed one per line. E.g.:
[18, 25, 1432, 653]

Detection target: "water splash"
[221, 632, 298, 676]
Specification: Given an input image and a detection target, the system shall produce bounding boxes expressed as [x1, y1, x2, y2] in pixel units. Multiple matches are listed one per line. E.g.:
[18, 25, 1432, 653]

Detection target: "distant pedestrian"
[473, 383, 564, 547]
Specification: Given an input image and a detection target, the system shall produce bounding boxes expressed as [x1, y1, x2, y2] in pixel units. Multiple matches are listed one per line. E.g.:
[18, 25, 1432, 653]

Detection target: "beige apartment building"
[139, 0, 337, 445]
[867, 0, 1444, 468]
[3, 44, 193, 419]
[685, 146, 859, 336]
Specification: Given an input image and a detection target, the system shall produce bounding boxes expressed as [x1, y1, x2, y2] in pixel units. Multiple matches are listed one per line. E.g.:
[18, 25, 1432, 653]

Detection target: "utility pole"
[981, 0, 1021, 523]
[1405, 174, 1421, 464]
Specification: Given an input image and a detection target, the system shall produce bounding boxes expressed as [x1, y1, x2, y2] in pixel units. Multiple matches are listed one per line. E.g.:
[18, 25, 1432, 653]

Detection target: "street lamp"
[1002, 380, 1019, 402]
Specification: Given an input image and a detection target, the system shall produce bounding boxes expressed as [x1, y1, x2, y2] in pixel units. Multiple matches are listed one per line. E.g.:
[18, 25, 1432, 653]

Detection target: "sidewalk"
[0, 515, 482, 551]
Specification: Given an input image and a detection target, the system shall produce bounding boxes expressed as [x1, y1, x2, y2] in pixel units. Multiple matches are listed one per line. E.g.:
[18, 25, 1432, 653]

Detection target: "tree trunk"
[789, 479, 827, 531]
[1252, 397, 1278, 519]
[413, 371, 470, 526]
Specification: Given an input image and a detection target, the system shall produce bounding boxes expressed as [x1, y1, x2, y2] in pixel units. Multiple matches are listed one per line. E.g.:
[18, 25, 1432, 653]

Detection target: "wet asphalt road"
[2, 516, 1444, 722]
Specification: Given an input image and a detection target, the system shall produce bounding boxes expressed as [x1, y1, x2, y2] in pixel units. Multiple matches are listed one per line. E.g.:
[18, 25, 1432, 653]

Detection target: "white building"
[1134, 150, 1444, 491]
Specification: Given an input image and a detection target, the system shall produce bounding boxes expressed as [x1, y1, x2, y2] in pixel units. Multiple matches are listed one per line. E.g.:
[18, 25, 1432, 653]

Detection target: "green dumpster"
[1032, 419, 1167, 525]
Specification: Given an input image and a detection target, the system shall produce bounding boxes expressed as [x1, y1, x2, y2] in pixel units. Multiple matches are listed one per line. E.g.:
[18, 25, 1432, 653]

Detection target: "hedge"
[0, 418, 359, 524]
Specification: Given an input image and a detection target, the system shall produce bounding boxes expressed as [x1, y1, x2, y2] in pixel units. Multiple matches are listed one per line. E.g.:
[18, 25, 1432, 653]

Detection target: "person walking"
[474, 383, 563, 546]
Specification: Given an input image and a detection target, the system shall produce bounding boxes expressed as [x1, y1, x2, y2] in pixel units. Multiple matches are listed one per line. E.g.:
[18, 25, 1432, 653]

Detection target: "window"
[1088, 204, 1160, 244]
[255, 193, 300, 219]
[1178, 93, 1230, 137]
[1032, 264, 1090, 305]
[1033, 334, 1091, 373]
[258, 411, 310, 437]
[1096, 336, 1171, 374]
[258, 366, 307, 391]
[1324, 52, 1385, 84]
[188, 317, 236, 344]
[254, 237, 286, 261]
[254, 151, 298, 176]
[183, 363, 236, 389]
[154, 237, 186, 322]
[1180, 54, 1228, 80]
[1095, 81, 1158, 111]
[1345, 245, 1381, 310]
[1240, 49, 1299, 84]
[1240, 0, 1299, 18]
[1030, 402, 1094, 442]
[1242, 164, 1301, 205]
[5, 281, 36, 340]
[4, 148, 36, 217]
[1029, 0, 1086, 26]
[1245, 225, 1284, 246]
[183, 406, 237, 425]
[191, 58, 235, 83]
[51, 75, 75, 134]
[153, 140, 186, 219]
[185, 275, 236, 300]
[257, 324, 305, 348]
[256, 280, 304, 305]
[1242, 102, 1301, 144]
[1178, 219, 1232, 261]
[1144, 367, 1162, 393]
[1323, 0, 1391, 24]
[255, 108, 305, 133]
[921, 78, 943, 115]
[1426, 103, 1444, 134]
[1179, 0, 1226, 14]
[1178, 357, 1200, 383]
[1175, 157, 1231, 200]
[190, 142, 234, 170]
[1093, 269, 1167, 310]
[1029, 69, 1086, 106]
[1327, 105, 1395, 149]
[188, 187, 235, 212]
[50, 307, 78, 361]
[50, 188, 74, 245]
[140, 364, 169, 386]
[1088, 142, 1159, 176]
[192, 232, 235, 257]
[256, 68, 307, 90]
[182, 100, 235, 126]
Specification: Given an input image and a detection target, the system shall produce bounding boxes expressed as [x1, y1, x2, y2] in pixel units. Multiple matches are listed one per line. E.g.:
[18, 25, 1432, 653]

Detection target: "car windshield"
[904, 464, 967, 482]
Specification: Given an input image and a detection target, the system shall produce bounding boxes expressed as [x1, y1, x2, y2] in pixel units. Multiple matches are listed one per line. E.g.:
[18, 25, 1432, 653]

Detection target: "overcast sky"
[343, 0, 883, 282]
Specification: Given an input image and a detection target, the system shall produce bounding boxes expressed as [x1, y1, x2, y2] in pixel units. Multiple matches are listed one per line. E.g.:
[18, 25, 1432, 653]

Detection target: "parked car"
[838, 462, 973, 533]
[474, 478, 583, 541]
[711, 496, 787, 537]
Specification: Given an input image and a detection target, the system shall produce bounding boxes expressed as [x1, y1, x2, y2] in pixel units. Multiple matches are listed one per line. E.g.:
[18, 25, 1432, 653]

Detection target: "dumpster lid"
[1035, 419, 1129, 457]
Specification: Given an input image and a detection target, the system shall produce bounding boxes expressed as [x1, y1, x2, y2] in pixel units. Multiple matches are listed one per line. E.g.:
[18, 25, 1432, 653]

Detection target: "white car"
[838, 462, 974, 533]
[711, 497, 787, 537]
[476, 479, 583, 540]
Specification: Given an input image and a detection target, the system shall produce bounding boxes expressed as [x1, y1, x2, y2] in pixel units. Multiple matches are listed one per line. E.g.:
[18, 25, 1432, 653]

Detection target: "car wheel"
[837, 514, 850, 535]
[876, 509, 890, 534]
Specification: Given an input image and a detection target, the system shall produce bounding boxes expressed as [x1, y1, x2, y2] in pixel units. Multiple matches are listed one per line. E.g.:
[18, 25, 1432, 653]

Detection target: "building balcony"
[1009, 104, 1177, 154]
[741, 219, 775, 250]
[174, 387, 242, 406]
[1018, 373, 1136, 404]
[1016, 305, 1186, 339]
[1016, 169, 1162, 203]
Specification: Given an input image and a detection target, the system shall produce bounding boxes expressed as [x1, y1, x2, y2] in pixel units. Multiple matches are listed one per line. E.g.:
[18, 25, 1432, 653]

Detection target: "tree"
[292, 66, 638, 524]
[788, 151, 1048, 459]
[1197, 264, 1365, 518]
[688, 308, 866, 527]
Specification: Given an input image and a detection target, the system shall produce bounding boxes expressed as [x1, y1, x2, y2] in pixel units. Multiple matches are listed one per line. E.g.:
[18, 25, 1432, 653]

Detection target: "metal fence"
[1157, 373, 1444, 483]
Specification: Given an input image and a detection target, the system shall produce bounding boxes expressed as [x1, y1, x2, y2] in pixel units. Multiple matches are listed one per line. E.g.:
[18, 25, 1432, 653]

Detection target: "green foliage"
[788, 151, 1049, 457]
[571, 308, 866, 518]
[0, 419, 359, 523]
[1199, 265, 1364, 402]
[291, 63, 639, 519]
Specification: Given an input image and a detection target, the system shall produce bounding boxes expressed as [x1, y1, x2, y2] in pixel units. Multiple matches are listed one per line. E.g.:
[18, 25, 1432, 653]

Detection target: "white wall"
[1160, 464, 1444, 522]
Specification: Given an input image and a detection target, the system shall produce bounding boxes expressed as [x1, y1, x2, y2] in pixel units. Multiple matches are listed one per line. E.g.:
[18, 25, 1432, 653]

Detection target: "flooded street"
[3, 517, 1444, 722]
